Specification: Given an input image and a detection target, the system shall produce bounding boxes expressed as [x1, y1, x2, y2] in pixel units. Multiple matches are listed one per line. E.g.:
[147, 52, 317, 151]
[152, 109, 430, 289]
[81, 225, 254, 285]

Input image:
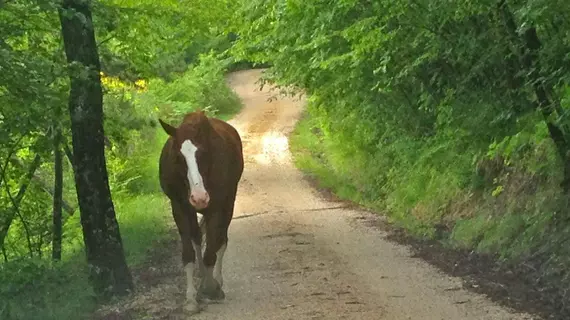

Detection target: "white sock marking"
[191, 241, 206, 275]
[184, 262, 197, 300]
[214, 243, 227, 287]
[191, 240, 220, 293]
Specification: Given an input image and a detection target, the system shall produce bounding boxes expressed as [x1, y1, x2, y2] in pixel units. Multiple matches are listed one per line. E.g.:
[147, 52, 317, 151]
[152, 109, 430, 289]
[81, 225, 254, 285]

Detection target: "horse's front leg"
[171, 200, 205, 314]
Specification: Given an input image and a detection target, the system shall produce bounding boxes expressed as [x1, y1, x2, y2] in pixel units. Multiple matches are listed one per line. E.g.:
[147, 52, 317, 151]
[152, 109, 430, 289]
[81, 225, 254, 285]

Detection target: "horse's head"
[159, 111, 212, 210]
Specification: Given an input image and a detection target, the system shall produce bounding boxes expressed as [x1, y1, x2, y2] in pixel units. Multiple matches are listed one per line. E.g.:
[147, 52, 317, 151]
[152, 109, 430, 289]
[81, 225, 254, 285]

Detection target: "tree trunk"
[52, 126, 63, 261]
[520, 27, 570, 192]
[58, 0, 133, 298]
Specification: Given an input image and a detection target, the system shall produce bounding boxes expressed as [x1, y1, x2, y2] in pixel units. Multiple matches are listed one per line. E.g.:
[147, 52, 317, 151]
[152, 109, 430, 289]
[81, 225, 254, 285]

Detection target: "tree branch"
[12, 157, 76, 215]
[0, 154, 41, 252]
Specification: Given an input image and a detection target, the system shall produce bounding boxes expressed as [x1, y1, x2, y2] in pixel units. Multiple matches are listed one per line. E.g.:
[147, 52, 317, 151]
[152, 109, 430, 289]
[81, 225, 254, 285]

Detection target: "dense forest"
[2, 0, 570, 318]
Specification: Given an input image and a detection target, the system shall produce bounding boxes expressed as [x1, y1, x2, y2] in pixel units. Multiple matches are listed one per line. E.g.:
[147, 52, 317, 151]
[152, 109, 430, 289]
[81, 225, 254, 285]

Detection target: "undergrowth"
[290, 98, 570, 297]
[0, 54, 242, 320]
[0, 128, 172, 319]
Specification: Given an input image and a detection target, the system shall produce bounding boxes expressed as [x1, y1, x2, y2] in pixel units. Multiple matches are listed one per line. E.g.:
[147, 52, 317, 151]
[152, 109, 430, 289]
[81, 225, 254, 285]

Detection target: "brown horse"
[158, 110, 243, 314]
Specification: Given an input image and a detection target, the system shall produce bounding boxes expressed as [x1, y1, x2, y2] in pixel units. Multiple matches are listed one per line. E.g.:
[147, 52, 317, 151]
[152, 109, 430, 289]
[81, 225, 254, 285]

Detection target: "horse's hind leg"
[214, 197, 235, 289]
[200, 185, 237, 301]
[200, 211, 228, 301]
[213, 238, 227, 288]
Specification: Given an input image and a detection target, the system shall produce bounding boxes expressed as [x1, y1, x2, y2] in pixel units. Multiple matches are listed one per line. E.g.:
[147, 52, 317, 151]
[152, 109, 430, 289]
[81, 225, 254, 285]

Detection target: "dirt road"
[97, 69, 536, 320]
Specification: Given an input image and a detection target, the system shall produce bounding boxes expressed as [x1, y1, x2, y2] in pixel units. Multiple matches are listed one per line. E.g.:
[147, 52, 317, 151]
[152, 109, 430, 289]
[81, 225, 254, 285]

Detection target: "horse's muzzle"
[190, 190, 210, 210]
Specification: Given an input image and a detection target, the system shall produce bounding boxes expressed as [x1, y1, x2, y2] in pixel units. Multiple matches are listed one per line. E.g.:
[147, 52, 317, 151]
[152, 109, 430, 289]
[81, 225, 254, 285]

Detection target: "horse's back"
[210, 118, 243, 159]
[209, 117, 244, 183]
[210, 118, 241, 146]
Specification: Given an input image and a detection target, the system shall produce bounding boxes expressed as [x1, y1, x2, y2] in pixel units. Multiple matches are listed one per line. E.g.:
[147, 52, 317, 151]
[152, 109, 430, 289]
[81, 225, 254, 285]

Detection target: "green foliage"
[94, 0, 242, 80]
[114, 194, 172, 265]
[256, 0, 570, 297]
[0, 258, 96, 320]
[136, 53, 243, 124]
[1, 0, 244, 317]
[0, 192, 172, 320]
[0, 56, 242, 318]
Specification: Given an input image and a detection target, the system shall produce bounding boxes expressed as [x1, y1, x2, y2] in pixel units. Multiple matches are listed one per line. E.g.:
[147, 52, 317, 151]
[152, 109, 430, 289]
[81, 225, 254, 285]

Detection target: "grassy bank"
[289, 100, 570, 308]
[0, 56, 243, 320]
[0, 129, 174, 320]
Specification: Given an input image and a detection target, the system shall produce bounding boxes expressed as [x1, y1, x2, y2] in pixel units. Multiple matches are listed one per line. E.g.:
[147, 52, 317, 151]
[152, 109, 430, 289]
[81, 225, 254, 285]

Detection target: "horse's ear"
[158, 118, 176, 137]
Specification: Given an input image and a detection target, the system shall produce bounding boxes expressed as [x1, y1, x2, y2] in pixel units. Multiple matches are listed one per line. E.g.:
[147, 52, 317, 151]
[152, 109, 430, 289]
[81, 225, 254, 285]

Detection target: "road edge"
[291, 120, 562, 320]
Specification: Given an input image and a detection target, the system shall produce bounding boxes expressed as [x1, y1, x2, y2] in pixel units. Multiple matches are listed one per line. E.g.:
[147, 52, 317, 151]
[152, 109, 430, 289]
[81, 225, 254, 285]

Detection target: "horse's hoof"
[207, 287, 225, 301]
[215, 288, 226, 300]
[183, 299, 204, 315]
[192, 270, 202, 289]
[199, 280, 225, 301]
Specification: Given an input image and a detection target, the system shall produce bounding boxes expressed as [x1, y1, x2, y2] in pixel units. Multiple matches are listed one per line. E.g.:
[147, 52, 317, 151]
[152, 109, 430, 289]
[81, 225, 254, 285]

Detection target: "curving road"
[97, 69, 536, 320]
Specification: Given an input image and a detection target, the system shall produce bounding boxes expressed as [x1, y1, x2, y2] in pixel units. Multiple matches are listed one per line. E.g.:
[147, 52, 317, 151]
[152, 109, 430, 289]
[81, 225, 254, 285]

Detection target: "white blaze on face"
[180, 140, 209, 209]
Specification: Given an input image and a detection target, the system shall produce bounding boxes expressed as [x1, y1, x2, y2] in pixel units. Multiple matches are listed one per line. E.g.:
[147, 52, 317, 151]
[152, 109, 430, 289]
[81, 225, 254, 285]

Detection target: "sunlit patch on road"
[252, 131, 290, 165]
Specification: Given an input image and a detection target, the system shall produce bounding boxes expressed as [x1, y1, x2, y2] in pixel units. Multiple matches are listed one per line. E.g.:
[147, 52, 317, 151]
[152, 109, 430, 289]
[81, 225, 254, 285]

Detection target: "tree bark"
[58, 0, 133, 298]
[52, 126, 63, 261]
